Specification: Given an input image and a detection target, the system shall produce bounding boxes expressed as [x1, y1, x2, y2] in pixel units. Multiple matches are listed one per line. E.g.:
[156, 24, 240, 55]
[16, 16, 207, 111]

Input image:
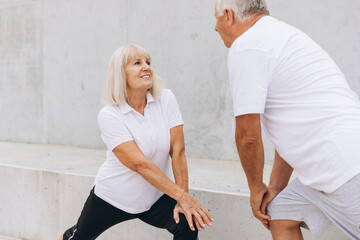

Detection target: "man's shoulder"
[230, 17, 303, 58]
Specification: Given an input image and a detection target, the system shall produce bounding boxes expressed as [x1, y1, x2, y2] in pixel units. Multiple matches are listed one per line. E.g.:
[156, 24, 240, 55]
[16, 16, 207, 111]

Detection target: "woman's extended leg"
[61, 188, 138, 240]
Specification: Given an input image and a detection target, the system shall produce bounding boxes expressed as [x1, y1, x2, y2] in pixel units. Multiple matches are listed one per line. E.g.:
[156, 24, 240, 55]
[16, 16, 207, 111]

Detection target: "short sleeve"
[162, 89, 184, 129]
[228, 49, 272, 117]
[97, 107, 133, 151]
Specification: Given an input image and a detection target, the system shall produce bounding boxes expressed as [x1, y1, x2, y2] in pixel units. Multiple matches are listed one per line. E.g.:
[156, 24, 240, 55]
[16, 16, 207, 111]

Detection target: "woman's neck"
[127, 89, 147, 115]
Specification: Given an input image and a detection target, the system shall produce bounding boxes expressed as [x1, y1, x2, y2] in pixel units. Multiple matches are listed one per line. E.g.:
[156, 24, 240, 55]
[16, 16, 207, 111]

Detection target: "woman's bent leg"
[139, 194, 198, 240]
[62, 188, 137, 240]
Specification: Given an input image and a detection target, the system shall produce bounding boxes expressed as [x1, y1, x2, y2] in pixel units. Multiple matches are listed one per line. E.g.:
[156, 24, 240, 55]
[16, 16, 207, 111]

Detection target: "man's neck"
[234, 14, 267, 41]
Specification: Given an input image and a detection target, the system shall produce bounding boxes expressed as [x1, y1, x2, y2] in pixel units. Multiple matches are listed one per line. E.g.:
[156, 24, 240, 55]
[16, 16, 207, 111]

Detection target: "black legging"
[63, 187, 198, 240]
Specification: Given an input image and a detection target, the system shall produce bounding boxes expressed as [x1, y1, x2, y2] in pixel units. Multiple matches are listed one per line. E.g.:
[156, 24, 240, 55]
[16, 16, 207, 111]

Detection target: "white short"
[267, 173, 360, 239]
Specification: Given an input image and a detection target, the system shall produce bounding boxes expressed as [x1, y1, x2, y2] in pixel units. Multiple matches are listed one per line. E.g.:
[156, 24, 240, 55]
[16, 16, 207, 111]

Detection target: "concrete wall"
[1, 0, 360, 163]
[0, 0, 43, 143]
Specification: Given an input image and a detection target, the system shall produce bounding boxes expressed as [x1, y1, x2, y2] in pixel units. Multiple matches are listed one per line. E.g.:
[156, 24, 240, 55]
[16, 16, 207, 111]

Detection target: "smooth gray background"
[1, 0, 359, 163]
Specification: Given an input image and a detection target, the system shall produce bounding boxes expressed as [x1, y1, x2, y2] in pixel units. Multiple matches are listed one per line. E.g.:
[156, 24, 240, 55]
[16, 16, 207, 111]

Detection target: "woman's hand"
[175, 192, 213, 231]
[173, 203, 204, 231]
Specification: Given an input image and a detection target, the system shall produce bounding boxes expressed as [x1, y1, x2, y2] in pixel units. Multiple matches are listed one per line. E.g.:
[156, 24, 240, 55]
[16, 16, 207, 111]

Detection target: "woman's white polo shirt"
[94, 89, 183, 214]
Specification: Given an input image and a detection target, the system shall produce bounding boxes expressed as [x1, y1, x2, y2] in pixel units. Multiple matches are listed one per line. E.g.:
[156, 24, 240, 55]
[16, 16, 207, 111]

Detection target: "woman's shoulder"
[98, 104, 123, 121]
[99, 104, 117, 114]
[160, 88, 176, 101]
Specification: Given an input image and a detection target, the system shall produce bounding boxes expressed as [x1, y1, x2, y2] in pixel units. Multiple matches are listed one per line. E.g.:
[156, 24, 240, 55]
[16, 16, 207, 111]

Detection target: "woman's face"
[125, 57, 153, 92]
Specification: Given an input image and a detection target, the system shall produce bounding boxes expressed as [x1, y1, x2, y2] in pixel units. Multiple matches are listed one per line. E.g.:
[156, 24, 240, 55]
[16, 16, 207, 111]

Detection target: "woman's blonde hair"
[103, 44, 164, 105]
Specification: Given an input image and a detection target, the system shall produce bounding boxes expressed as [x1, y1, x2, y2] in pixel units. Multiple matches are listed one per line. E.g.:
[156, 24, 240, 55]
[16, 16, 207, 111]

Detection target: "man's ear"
[224, 9, 235, 26]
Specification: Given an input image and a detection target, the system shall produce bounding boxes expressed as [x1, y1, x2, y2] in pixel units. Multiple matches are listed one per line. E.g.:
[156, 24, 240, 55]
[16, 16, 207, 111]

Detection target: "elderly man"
[214, 0, 360, 239]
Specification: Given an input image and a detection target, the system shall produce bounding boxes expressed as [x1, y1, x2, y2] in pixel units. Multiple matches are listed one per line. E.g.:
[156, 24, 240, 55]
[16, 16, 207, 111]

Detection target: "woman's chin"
[145, 82, 153, 89]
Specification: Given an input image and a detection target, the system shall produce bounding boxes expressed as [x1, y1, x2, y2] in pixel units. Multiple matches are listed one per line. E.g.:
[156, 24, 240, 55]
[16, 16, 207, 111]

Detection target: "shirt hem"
[169, 120, 184, 129]
[108, 137, 134, 151]
[94, 188, 158, 214]
[234, 107, 264, 117]
[305, 167, 360, 193]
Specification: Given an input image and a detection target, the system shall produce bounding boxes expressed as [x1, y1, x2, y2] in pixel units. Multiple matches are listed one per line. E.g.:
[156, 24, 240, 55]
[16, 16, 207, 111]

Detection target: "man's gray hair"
[216, 0, 269, 23]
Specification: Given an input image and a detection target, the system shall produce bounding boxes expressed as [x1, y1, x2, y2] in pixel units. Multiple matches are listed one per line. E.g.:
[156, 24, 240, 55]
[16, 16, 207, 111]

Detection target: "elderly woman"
[59, 44, 212, 240]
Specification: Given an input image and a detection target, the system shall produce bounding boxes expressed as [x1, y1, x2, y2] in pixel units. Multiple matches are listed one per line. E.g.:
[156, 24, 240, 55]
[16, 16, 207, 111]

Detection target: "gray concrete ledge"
[0, 234, 20, 240]
[0, 142, 348, 240]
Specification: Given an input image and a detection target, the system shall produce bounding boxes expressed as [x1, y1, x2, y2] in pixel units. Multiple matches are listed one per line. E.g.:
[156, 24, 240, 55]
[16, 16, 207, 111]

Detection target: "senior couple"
[60, 0, 360, 239]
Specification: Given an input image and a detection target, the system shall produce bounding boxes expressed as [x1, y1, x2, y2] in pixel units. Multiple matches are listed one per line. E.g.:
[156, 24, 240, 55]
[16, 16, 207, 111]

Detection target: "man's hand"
[175, 192, 213, 231]
[259, 187, 282, 229]
[250, 183, 271, 228]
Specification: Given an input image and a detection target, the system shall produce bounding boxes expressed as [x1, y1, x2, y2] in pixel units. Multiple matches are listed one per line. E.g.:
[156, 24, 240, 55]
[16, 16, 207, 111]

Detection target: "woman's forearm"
[169, 125, 189, 193]
[135, 158, 186, 201]
[113, 141, 186, 201]
[172, 151, 189, 192]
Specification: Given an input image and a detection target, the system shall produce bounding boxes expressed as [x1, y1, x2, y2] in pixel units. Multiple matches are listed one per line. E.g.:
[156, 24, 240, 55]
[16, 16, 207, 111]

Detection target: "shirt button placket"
[143, 110, 153, 139]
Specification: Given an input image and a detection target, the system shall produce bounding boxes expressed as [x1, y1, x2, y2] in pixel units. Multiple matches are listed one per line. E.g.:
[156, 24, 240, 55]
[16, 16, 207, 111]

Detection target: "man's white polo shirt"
[94, 89, 183, 213]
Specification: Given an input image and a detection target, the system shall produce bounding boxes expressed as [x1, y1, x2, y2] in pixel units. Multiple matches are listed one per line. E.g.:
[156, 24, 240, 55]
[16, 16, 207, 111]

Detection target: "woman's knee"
[168, 215, 198, 240]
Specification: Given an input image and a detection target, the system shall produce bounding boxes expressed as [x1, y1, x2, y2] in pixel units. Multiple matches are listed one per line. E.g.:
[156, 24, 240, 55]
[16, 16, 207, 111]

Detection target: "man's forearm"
[234, 115, 270, 222]
[235, 114, 265, 191]
[268, 150, 293, 191]
[236, 135, 265, 191]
